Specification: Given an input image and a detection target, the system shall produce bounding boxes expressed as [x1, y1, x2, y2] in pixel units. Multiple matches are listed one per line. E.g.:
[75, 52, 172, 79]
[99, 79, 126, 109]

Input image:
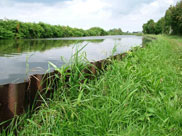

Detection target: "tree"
[164, 6, 174, 34]
[170, 1, 182, 34]
[155, 17, 165, 34]
[143, 19, 156, 34]
[87, 27, 108, 36]
[108, 28, 123, 35]
[0, 26, 14, 39]
[143, 0, 182, 35]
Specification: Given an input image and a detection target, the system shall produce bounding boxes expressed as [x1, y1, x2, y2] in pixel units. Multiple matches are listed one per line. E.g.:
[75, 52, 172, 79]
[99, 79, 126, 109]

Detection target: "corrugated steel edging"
[0, 53, 126, 128]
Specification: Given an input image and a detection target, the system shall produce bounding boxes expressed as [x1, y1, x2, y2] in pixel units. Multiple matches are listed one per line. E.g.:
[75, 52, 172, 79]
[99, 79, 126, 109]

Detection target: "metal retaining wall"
[0, 53, 126, 128]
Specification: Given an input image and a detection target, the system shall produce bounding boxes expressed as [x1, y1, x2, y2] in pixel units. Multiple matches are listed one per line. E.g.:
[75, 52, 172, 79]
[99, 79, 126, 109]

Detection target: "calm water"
[0, 35, 143, 85]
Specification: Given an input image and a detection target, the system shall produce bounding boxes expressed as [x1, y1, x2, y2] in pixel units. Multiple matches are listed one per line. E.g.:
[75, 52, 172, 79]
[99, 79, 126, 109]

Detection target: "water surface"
[0, 35, 143, 85]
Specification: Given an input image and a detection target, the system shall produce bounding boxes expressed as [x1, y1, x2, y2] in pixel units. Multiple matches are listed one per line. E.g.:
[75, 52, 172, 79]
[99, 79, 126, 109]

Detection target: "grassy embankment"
[2, 35, 182, 136]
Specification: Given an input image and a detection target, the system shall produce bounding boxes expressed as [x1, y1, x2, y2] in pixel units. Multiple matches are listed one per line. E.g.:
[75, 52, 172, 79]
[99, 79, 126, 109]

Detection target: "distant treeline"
[0, 19, 123, 39]
[143, 0, 182, 35]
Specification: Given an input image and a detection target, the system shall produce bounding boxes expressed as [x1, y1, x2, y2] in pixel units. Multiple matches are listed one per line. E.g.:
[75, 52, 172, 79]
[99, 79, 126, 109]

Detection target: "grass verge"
[2, 35, 182, 136]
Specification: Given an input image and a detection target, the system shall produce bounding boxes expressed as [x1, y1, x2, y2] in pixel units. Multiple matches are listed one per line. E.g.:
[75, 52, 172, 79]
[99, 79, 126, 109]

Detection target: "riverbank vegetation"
[2, 35, 182, 135]
[0, 19, 124, 39]
[143, 0, 182, 35]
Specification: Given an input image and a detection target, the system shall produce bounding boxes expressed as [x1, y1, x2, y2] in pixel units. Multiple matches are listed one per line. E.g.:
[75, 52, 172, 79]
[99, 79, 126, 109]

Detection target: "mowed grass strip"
[4, 35, 182, 136]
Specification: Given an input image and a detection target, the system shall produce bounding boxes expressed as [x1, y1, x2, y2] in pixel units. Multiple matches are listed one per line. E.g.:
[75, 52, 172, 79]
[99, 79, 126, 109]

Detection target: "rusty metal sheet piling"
[0, 53, 128, 128]
[0, 83, 27, 125]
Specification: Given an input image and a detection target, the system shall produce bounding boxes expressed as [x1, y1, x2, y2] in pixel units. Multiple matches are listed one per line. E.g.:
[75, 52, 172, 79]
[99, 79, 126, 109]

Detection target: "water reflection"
[0, 39, 104, 56]
[0, 35, 143, 85]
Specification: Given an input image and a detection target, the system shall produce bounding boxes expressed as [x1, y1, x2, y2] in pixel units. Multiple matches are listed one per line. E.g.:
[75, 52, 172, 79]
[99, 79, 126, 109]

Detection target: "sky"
[0, 0, 179, 32]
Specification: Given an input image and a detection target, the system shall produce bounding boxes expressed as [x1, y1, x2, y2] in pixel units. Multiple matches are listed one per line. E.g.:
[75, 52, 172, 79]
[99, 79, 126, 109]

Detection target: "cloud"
[14, 0, 66, 2]
[0, 0, 179, 32]
[110, 0, 179, 31]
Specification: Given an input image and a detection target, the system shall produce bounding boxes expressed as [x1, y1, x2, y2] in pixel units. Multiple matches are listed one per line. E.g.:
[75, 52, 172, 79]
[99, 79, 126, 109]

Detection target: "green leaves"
[0, 26, 14, 39]
[143, 0, 182, 35]
[0, 20, 109, 39]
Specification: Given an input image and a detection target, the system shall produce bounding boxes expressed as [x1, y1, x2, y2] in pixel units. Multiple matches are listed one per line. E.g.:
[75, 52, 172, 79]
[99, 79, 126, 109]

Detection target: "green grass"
[2, 35, 182, 136]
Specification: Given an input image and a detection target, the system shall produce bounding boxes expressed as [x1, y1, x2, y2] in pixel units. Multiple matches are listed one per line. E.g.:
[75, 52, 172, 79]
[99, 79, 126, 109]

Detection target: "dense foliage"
[0, 19, 124, 39]
[108, 28, 123, 35]
[143, 0, 182, 35]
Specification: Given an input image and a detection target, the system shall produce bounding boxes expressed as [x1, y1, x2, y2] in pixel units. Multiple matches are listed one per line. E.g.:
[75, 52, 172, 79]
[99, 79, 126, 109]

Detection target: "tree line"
[0, 19, 123, 39]
[143, 0, 182, 35]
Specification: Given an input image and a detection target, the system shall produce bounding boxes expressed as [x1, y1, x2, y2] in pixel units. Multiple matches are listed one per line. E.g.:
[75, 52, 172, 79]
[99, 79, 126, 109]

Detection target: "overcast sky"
[0, 0, 179, 32]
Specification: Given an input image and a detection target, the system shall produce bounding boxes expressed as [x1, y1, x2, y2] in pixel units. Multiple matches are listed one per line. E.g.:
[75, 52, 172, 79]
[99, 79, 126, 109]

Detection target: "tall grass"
[2, 35, 182, 136]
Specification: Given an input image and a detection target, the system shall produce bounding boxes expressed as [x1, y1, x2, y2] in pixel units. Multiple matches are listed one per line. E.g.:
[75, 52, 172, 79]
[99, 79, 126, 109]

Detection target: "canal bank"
[0, 35, 147, 128]
[1, 35, 182, 135]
